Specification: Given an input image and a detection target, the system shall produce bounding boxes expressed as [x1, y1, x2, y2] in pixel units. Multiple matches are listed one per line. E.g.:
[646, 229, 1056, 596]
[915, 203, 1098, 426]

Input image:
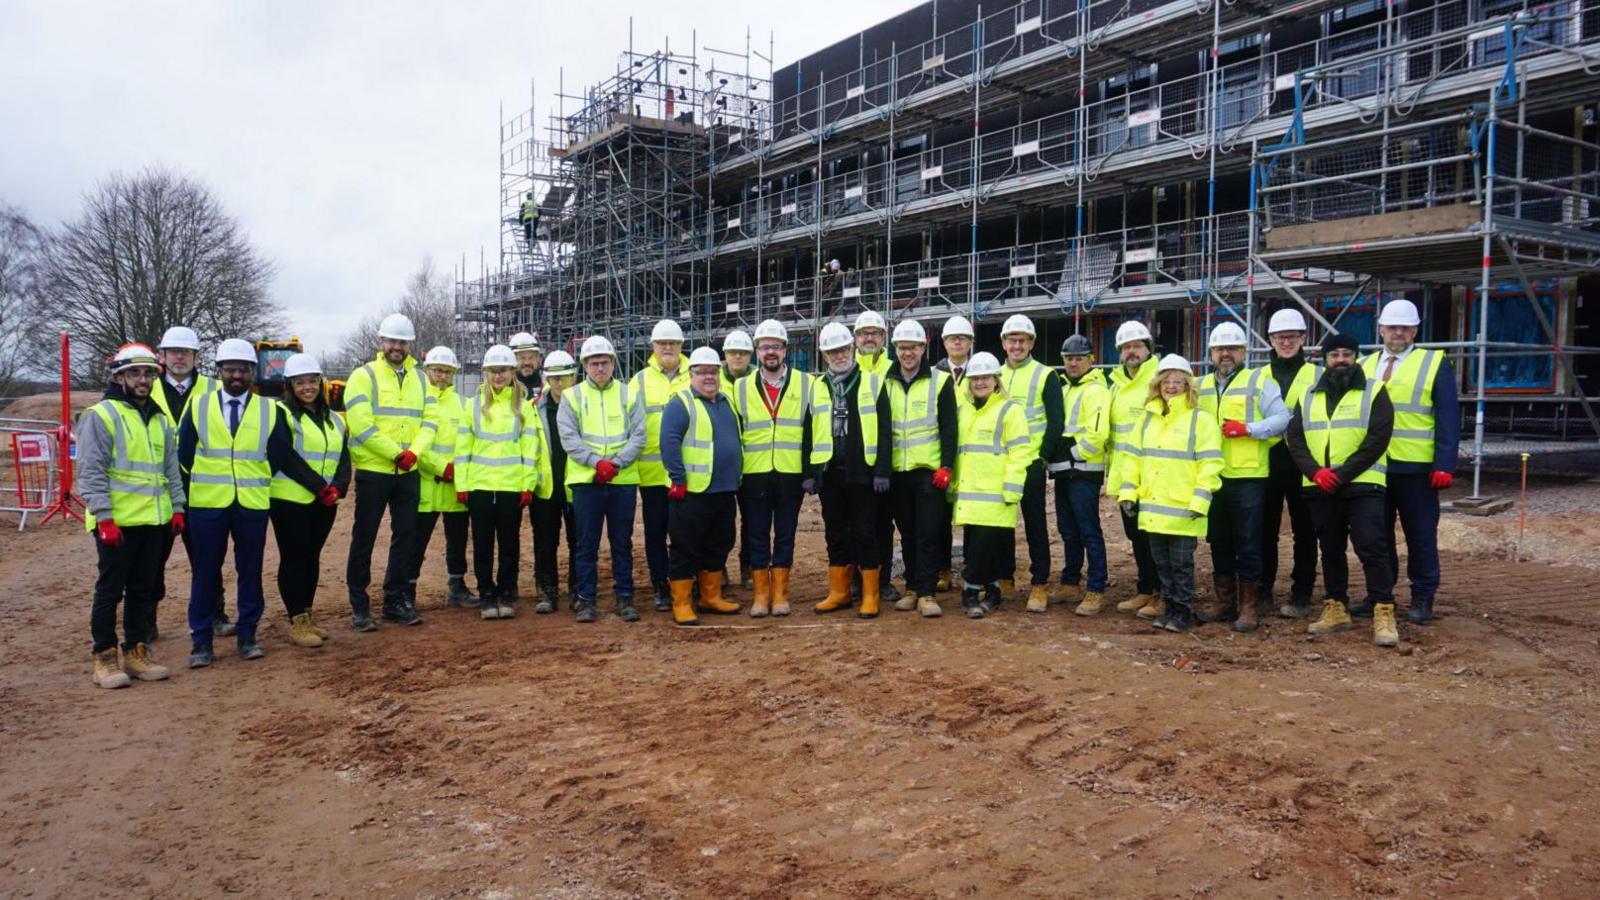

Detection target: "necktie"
[175, 381, 187, 397]
[1382, 356, 1397, 383]
[228, 399, 241, 435]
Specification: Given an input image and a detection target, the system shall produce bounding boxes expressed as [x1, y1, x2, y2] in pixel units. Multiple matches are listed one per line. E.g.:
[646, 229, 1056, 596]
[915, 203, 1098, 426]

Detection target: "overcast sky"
[0, 0, 901, 357]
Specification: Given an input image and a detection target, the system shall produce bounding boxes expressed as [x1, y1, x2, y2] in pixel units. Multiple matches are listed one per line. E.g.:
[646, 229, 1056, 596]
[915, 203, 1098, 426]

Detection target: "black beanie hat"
[1322, 333, 1360, 355]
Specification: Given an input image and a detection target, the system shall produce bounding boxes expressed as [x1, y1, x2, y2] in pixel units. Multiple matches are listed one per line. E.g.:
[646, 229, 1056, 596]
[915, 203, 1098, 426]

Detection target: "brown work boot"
[92, 648, 130, 689]
[749, 568, 772, 618]
[770, 567, 792, 616]
[1026, 585, 1050, 613]
[1233, 580, 1261, 633]
[998, 578, 1016, 596]
[305, 610, 331, 640]
[670, 578, 698, 626]
[917, 595, 942, 618]
[814, 565, 854, 613]
[1196, 573, 1238, 623]
[696, 570, 740, 614]
[859, 568, 882, 618]
[289, 613, 324, 648]
[1074, 591, 1107, 616]
[124, 643, 170, 681]
[894, 589, 918, 612]
[1051, 583, 1084, 604]
[1117, 592, 1152, 613]
[934, 569, 952, 592]
[1136, 595, 1166, 620]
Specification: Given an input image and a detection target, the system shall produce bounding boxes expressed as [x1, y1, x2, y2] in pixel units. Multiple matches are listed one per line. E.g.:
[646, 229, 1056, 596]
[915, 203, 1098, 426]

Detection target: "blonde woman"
[1116, 355, 1224, 632]
[455, 345, 539, 619]
[950, 352, 1032, 619]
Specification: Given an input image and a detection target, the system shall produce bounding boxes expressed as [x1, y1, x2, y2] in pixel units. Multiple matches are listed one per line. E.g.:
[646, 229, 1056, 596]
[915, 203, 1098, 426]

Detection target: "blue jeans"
[187, 504, 268, 644]
[740, 472, 804, 568]
[1206, 477, 1265, 581]
[1148, 533, 1197, 613]
[639, 485, 670, 585]
[1385, 471, 1441, 602]
[571, 483, 637, 601]
[1054, 476, 1107, 592]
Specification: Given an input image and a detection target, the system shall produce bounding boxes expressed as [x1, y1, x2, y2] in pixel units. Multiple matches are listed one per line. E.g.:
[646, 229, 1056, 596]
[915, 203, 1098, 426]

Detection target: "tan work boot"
[859, 568, 882, 618]
[1052, 583, 1084, 604]
[1196, 573, 1238, 623]
[749, 568, 772, 618]
[1372, 602, 1399, 647]
[289, 613, 324, 648]
[934, 569, 952, 592]
[305, 610, 331, 640]
[770, 567, 792, 616]
[814, 565, 854, 613]
[1074, 591, 1107, 616]
[1233, 580, 1261, 633]
[1117, 592, 1152, 613]
[124, 643, 170, 681]
[1307, 599, 1353, 635]
[1136, 595, 1166, 620]
[696, 570, 740, 614]
[894, 590, 918, 612]
[1026, 585, 1050, 613]
[998, 578, 1016, 596]
[917, 595, 942, 618]
[670, 578, 698, 626]
[92, 648, 131, 689]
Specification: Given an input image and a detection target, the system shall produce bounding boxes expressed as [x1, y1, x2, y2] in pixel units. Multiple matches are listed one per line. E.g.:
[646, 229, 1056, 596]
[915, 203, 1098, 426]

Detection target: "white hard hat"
[508, 331, 541, 352]
[378, 313, 416, 341]
[579, 335, 617, 361]
[157, 326, 200, 351]
[482, 344, 517, 368]
[965, 351, 1002, 378]
[942, 315, 974, 338]
[1207, 322, 1248, 349]
[651, 319, 685, 343]
[753, 319, 788, 344]
[1000, 313, 1036, 339]
[723, 330, 753, 353]
[109, 343, 161, 373]
[1114, 320, 1152, 347]
[543, 350, 577, 376]
[891, 319, 926, 345]
[1156, 354, 1194, 376]
[852, 310, 886, 333]
[818, 322, 854, 352]
[1267, 309, 1308, 334]
[423, 346, 460, 369]
[215, 338, 257, 365]
[688, 346, 722, 369]
[1377, 299, 1421, 327]
[283, 353, 322, 380]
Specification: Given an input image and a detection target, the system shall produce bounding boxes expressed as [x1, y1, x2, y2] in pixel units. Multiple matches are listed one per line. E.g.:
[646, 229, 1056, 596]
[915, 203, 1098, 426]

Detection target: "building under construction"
[455, 0, 1600, 485]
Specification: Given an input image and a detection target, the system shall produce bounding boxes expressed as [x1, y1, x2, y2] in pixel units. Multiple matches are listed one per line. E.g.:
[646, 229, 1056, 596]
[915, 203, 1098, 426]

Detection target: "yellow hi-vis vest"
[149, 374, 216, 430]
[628, 354, 690, 487]
[1197, 366, 1273, 479]
[1361, 348, 1442, 464]
[999, 357, 1052, 457]
[531, 398, 555, 500]
[856, 350, 891, 377]
[952, 397, 1032, 529]
[83, 400, 175, 529]
[418, 383, 466, 513]
[720, 366, 751, 397]
[563, 378, 641, 486]
[1049, 368, 1111, 475]
[189, 392, 277, 510]
[809, 369, 882, 468]
[342, 353, 436, 474]
[886, 367, 949, 472]
[1300, 380, 1389, 488]
[1106, 360, 1157, 494]
[668, 388, 737, 493]
[270, 405, 346, 505]
[456, 387, 538, 494]
[1116, 394, 1224, 538]
[734, 370, 819, 474]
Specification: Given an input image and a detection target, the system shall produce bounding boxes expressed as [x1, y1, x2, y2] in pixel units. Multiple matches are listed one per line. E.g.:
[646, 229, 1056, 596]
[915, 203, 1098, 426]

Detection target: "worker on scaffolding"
[510, 331, 543, 403]
[1359, 298, 1458, 626]
[1195, 321, 1290, 633]
[851, 310, 899, 607]
[720, 328, 755, 588]
[1106, 320, 1163, 620]
[933, 314, 975, 593]
[1048, 334, 1112, 617]
[997, 314, 1064, 614]
[883, 319, 957, 618]
[560, 334, 646, 623]
[520, 191, 540, 246]
[629, 319, 692, 615]
[1260, 309, 1323, 620]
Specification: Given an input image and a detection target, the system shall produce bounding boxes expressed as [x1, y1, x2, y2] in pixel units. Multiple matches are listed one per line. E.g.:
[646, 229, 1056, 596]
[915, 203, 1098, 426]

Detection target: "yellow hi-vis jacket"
[563, 378, 642, 486]
[1281, 361, 1323, 416]
[1106, 360, 1157, 495]
[1360, 348, 1443, 463]
[666, 388, 740, 493]
[189, 391, 280, 510]
[1048, 368, 1111, 476]
[342, 353, 438, 474]
[808, 370, 882, 468]
[455, 386, 539, 494]
[628, 354, 690, 487]
[530, 397, 556, 500]
[81, 399, 179, 529]
[886, 367, 949, 472]
[999, 357, 1052, 457]
[270, 404, 346, 505]
[150, 373, 216, 430]
[952, 395, 1032, 528]
[419, 382, 466, 513]
[1117, 394, 1224, 538]
[1301, 380, 1389, 488]
[733, 369, 821, 474]
[1197, 366, 1274, 479]
[856, 350, 891, 378]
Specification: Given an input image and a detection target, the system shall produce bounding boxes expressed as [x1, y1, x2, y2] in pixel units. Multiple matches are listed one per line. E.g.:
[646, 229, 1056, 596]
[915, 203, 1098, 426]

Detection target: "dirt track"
[3, 475, 1599, 898]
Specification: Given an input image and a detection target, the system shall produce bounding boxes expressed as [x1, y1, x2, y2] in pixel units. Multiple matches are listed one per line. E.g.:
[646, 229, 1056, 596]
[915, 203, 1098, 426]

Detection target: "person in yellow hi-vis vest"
[1261, 308, 1323, 620]
[150, 325, 223, 639]
[884, 319, 957, 618]
[455, 345, 540, 621]
[719, 328, 755, 588]
[77, 343, 187, 689]
[559, 335, 647, 623]
[1106, 320, 1162, 616]
[629, 319, 691, 614]
[408, 346, 476, 611]
[661, 347, 745, 625]
[342, 313, 440, 631]
[850, 309, 900, 606]
[998, 314, 1065, 612]
[933, 313, 976, 592]
[951, 352, 1033, 619]
[268, 354, 350, 650]
[1047, 334, 1112, 616]
[1116, 355, 1224, 633]
[530, 350, 580, 614]
[179, 339, 327, 668]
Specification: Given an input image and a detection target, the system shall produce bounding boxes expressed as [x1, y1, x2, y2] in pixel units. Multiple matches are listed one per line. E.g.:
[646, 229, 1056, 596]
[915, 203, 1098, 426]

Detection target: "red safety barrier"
[40, 331, 84, 525]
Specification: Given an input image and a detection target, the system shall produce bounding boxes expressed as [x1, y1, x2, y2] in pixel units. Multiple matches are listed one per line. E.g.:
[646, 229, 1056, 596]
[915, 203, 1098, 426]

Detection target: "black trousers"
[346, 469, 420, 607]
[530, 495, 576, 594]
[669, 491, 737, 580]
[740, 471, 805, 568]
[92, 524, 165, 653]
[1309, 490, 1395, 606]
[468, 490, 523, 599]
[891, 469, 945, 596]
[876, 482, 895, 575]
[732, 490, 752, 574]
[1120, 505, 1161, 595]
[269, 499, 338, 617]
[938, 495, 954, 573]
[962, 524, 1014, 590]
[820, 470, 880, 570]
[1262, 447, 1319, 602]
[1011, 460, 1051, 585]
[412, 509, 470, 583]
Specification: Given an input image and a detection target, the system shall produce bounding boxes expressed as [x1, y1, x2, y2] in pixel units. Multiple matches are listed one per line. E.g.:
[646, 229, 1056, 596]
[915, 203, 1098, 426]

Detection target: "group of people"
[79, 298, 1458, 689]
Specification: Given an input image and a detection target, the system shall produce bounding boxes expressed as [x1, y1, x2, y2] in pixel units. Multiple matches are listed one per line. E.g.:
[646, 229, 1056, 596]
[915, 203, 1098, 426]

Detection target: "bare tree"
[326, 258, 456, 375]
[0, 201, 48, 398]
[40, 168, 281, 384]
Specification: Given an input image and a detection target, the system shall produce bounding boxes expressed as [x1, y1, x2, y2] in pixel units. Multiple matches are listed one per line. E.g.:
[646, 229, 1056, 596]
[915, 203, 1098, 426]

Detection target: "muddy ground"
[2, 472, 1597, 898]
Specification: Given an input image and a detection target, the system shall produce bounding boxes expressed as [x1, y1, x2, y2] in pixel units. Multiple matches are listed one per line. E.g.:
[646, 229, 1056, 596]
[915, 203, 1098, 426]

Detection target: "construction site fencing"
[0, 418, 63, 531]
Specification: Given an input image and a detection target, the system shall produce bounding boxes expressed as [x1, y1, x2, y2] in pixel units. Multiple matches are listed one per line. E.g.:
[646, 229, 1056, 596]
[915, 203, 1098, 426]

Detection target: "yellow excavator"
[254, 337, 346, 410]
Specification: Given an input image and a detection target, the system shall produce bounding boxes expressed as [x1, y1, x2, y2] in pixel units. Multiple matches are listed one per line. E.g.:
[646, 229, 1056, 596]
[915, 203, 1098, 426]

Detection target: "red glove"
[395, 450, 418, 472]
[170, 513, 186, 535]
[667, 482, 688, 501]
[456, 491, 469, 504]
[519, 491, 533, 508]
[594, 460, 618, 483]
[442, 463, 455, 482]
[1430, 471, 1453, 490]
[317, 485, 339, 507]
[931, 467, 952, 490]
[1222, 420, 1249, 439]
[97, 520, 123, 547]
[1312, 468, 1342, 494]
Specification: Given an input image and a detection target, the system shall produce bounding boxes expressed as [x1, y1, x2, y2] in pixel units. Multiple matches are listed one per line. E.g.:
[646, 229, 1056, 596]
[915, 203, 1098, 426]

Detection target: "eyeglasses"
[757, 343, 785, 352]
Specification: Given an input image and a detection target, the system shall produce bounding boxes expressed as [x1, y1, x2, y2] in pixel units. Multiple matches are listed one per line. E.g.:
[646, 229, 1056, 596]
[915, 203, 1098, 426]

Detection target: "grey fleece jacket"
[75, 384, 187, 522]
[556, 375, 647, 473]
